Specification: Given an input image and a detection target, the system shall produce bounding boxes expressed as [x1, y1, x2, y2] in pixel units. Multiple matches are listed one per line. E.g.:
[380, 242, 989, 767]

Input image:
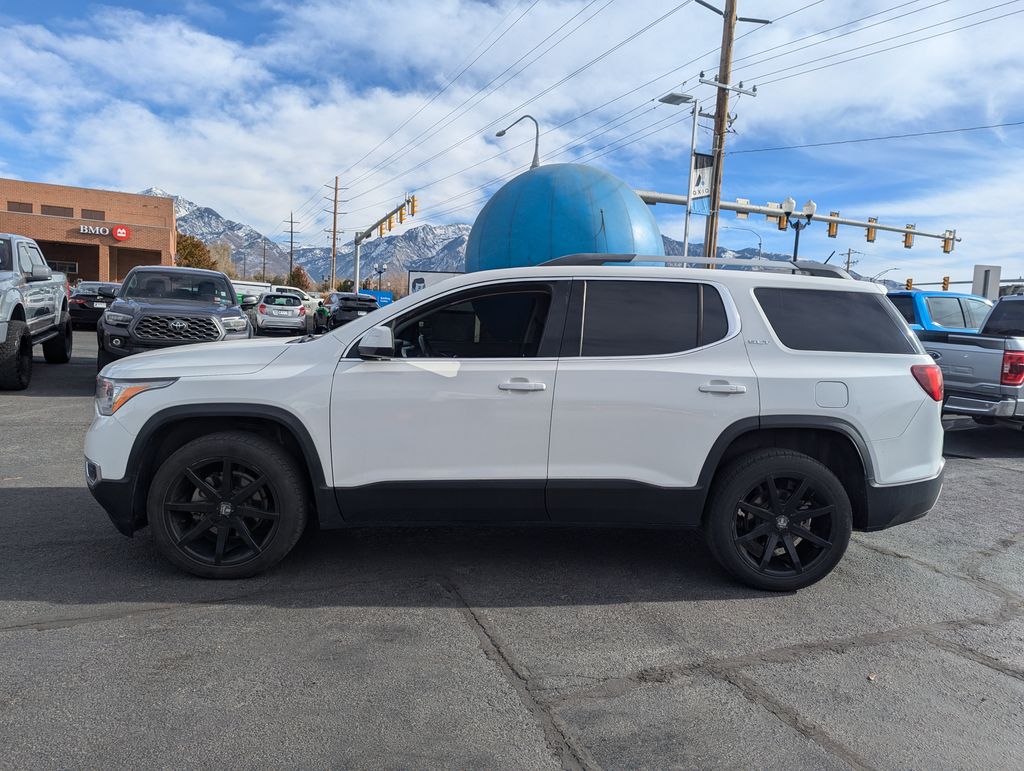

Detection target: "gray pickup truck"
[0, 234, 74, 389]
[919, 294, 1024, 423]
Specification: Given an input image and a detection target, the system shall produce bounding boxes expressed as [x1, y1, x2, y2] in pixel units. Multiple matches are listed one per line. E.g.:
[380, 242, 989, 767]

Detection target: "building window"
[81, 208, 105, 221]
[7, 201, 32, 213]
[41, 204, 74, 218]
[50, 261, 79, 274]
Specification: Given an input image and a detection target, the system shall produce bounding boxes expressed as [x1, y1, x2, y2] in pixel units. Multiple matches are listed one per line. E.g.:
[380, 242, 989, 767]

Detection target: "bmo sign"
[80, 223, 132, 241]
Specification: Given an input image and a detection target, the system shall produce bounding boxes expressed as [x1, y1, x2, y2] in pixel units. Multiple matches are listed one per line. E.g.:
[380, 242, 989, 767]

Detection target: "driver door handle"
[498, 380, 547, 392]
[699, 382, 747, 394]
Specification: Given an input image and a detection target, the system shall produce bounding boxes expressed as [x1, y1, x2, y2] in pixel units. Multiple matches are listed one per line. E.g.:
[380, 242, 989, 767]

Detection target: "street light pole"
[722, 225, 762, 258]
[658, 93, 699, 261]
[781, 197, 816, 262]
[495, 115, 541, 169]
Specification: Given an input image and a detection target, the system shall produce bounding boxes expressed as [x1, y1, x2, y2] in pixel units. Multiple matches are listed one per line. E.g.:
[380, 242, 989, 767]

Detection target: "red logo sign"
[112, 224, 131, 241]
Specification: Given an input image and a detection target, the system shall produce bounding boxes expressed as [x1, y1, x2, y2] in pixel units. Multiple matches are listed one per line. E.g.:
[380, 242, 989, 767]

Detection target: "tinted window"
[394, 288, 551, 358]
[41, 204, 73, 217]
[888, 295, 916, 324]
[961, 298, 992, 329]
[81, 208, 105, 221]
[926, 296, 966, 328]
[0, 238, 11, 271]
[982, 300, 1024, 336]
[755, 287, 918, 354]
[7, 201, 31, 213]
[575, 280, 728, 357]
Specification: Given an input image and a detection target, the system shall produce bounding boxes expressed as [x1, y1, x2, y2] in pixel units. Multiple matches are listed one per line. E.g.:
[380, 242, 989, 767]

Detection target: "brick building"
[0, 178, 175, 283]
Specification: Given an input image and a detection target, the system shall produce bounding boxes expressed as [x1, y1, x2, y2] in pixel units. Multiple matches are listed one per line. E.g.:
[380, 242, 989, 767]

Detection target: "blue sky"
[2, 0, 1023, 281]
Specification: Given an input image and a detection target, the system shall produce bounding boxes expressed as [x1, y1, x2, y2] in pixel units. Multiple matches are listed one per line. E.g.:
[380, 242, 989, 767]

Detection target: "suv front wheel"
[704, 450, 852, 592]
[147, 431, 309, 578]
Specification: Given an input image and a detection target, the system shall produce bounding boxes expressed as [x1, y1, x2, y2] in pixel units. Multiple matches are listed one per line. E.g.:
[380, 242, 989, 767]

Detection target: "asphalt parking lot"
[1, 330, 1022, 769]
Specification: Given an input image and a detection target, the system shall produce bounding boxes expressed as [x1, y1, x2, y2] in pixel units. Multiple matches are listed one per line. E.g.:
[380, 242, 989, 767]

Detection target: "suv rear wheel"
[704, 450, 852, 592]
[147, 431, 309, 579]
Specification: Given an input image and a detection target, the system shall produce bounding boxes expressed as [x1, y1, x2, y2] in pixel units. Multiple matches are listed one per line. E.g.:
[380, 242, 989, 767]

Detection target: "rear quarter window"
[755, 287, 919, 354]
[887, 294, 916, 324]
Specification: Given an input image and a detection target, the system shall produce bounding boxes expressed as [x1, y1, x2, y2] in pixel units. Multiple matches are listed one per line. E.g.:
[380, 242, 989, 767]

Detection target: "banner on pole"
[690, 153, 713, 215]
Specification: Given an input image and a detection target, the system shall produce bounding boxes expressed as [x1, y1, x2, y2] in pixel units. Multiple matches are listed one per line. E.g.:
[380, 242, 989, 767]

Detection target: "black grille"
[134, 315, 220, 342]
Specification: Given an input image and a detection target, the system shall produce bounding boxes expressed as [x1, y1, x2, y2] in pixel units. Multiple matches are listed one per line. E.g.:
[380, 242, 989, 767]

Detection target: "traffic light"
[866, 217, 877, 243]
[827, 211, 839, 238]
[942, 231, 955, 254]
[398, 205, 405, 224]
[905, 278, 913, 290]
[410, 195, 417, 216]
[387, 214, 394, 231]
[942, 276, 950, 291]
[903, 224, 915, 249]
[378, 223, 384, 238]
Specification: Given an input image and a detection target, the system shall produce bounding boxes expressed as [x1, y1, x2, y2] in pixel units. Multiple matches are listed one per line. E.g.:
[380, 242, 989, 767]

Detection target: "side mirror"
[29, 264, 52, 282]
[240, 295, 259, 310]
[98, 285, 117, 299]
[358, 325, 394, 360]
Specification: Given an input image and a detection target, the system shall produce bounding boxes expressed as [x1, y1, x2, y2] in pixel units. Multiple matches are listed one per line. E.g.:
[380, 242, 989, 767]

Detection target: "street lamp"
[373, 262, 388, 291]
[870, 266, 900, 281]
[782, 197, 816, 261]
[721, 225, 762, 259]
[659, 92, 700, 261]
[496, 114, 540, 169]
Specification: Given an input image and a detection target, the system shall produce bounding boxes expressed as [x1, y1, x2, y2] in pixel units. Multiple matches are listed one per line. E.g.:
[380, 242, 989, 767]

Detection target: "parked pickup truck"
[0, 233, 74, 390]
[919, 294, 1024, 422]
[887, 290, 992, 334]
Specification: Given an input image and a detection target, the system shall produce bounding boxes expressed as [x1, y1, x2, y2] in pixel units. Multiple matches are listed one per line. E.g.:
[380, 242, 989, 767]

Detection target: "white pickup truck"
[0, 234, 74, 389]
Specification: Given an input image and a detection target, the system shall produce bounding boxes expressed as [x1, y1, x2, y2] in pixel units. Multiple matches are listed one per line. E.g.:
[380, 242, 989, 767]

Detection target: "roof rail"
[540, 253, 853, 279]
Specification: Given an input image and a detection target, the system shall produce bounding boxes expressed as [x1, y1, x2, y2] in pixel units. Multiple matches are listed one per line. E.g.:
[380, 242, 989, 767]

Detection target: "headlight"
[95, 376, 176, 416]
[104, 311, 132, 326]
[222, 316, 248, 331]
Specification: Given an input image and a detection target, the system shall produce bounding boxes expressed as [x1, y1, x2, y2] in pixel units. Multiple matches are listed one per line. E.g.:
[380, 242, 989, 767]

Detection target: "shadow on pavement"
[0, 486, 766, 611]
[943, 420, 1024, 460]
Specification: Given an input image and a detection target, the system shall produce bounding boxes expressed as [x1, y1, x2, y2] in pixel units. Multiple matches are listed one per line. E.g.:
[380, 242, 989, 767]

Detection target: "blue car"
[887, 290, 992, 334]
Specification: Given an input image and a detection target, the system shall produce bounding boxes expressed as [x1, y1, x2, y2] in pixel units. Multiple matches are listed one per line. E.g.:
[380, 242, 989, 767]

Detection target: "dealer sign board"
[79, 224, 132, 241]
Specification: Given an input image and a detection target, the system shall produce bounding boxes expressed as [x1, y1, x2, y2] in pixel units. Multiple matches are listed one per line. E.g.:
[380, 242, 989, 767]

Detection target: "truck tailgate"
[918, 331, 1006, 397]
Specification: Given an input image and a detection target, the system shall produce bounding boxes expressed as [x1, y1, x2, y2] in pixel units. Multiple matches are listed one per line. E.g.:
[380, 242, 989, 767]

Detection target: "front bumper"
[85, 458, 140, 536]
[861, 465, 944, 531]
[944, 391, 1024, 419]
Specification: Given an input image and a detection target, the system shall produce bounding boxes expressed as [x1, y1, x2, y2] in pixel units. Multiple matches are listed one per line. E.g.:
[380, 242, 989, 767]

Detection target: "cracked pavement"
[1, 331, 1022, 769]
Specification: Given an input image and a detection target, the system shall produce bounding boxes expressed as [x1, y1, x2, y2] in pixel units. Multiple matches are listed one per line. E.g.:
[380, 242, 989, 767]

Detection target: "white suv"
[85, 260, 945, 590]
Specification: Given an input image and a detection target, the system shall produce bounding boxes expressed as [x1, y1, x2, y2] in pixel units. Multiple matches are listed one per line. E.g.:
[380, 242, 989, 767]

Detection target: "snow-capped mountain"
[140, 188, 291, 274]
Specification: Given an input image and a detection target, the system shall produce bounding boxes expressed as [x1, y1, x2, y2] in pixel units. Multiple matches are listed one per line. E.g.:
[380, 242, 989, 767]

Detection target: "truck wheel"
[0, 320, 32, 390]
[147, 431, 309, 579]
[704, 450, 852, 592]
[43, 317, 73, 363]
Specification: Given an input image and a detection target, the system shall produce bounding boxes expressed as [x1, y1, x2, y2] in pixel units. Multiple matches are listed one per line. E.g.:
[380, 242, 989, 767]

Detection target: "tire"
[704, 449, 852, 592]
[147, 431, 309, 579]
[0, 320, 32, 390]
[43, 317, 73, 363]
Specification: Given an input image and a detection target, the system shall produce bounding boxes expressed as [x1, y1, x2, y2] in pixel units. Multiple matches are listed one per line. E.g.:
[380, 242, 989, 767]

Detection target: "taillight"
[911, 364, 943, 401]
[70, 297, 85, 305]
[1001, 351, 1024, 386]
[258, 304, 267, 315]
[299, 306, 306, 316]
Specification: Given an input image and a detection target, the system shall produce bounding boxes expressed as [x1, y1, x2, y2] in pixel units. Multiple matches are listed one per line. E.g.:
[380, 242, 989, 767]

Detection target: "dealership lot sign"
[79, 224, 132, 241]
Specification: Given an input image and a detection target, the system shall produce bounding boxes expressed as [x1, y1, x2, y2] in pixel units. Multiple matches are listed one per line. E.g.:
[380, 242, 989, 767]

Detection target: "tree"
[209, 242, 237, 279]
[175, 234, 216, 270]
[287, 265, 312, 291]
[336, 279, 354, 293]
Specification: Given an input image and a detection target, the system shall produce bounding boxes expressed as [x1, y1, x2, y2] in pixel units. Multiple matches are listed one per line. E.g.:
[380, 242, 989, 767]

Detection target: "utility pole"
[261, 238, 267, 279]
[287, 211, 298, 277]
[697, 0, 767, 263]
[330, 176, 339, 292]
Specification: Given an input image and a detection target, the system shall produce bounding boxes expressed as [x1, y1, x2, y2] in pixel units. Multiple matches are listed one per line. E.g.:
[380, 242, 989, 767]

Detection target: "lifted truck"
[0, 234, 73, 390]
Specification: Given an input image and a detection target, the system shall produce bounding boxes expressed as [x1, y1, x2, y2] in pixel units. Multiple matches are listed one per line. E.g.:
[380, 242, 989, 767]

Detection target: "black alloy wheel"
[163, 456, 281, 568]
[733, 474, 837, 578]
[148, 431, 308, 578]
[704, 450, 852, 591]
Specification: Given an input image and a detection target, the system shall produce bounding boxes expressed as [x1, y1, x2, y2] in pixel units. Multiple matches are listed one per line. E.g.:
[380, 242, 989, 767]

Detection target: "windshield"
[121, 271, 235, 305]
[0, 239, 11, 272]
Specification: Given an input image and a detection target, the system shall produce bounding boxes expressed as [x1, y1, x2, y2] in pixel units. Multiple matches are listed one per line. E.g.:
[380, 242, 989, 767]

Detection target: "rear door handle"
[699, 382, 747, 394]
[499, 380, 546, 392]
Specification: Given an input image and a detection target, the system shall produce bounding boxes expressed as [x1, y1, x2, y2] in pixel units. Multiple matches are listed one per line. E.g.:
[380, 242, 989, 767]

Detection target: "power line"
[730, 120, 1024, 154]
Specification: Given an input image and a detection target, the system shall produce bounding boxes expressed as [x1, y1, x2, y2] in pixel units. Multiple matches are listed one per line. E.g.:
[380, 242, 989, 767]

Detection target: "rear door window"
[755, 287, 918, 354]
[563, 280, 731, 357]
[982, 300, 1024, 336]
[925, 296, 966, 328]
[961, 298, 992, 329]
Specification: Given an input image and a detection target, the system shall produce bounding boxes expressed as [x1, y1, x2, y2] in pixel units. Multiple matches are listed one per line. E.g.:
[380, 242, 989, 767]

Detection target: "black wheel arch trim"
[101, 403, 341, 535]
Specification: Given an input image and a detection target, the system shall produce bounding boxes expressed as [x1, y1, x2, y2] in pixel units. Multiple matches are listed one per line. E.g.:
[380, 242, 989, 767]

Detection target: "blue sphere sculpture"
[465, 163, 664, 272]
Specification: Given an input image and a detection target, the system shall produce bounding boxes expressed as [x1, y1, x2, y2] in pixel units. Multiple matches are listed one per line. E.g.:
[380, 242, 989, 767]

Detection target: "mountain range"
[142, 188, 888, 287]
